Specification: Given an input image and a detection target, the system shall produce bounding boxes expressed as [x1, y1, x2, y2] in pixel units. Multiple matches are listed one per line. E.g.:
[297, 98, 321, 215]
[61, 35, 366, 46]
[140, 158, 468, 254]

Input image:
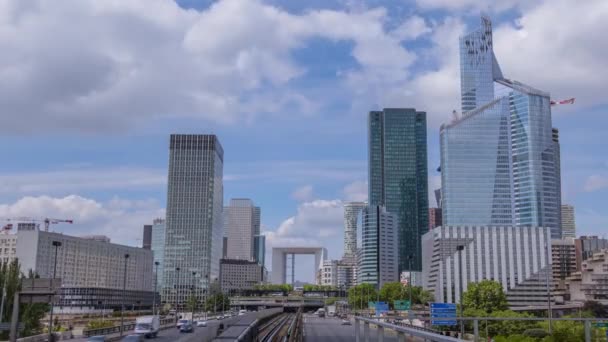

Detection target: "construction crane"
[1, 217, 73, 232]
[550, 97, 575, 106]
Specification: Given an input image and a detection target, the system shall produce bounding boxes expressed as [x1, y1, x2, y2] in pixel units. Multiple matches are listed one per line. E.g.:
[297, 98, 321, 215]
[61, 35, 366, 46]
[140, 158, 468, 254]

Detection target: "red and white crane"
[550, 97, 575, 106]
[1, 217, 73, 232]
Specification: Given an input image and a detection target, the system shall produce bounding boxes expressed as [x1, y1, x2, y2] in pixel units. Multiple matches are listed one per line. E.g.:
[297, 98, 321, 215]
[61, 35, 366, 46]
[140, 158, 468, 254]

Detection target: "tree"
[186, 294, 200, 313]
[379, 282, 404, 307]
[583, 300, 608, 318]
[462, 280, 508, 313]
[204, 293, 230, 313]
[347, 284, 377, 310]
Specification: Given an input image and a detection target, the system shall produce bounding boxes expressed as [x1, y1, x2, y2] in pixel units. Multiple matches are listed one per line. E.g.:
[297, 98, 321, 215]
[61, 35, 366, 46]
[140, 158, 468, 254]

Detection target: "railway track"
[258, 313, 295, 342]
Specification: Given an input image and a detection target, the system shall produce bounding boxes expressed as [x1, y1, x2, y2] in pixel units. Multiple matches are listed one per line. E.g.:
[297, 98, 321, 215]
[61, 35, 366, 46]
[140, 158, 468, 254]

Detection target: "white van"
[134, 315, 160, 338]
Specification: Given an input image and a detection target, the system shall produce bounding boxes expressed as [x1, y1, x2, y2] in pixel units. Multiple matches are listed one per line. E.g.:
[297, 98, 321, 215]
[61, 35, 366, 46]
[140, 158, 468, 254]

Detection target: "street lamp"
[48, 240, 62, 342]
[154, 261, 160, 316]
[120, 253, 130, 336]
[175, 267, 181, 322]
[191, 271, 197, 319]
[456, 245, 465, 338]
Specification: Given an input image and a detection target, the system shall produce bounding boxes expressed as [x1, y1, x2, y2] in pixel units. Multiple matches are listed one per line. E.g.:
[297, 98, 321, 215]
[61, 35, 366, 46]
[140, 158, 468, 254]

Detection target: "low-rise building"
[220, 259, 264, 294]
[422, 226, 553, 307]
[15, 225, 154, 313]
[575, 236, 608, 271]
[567, 249, 608, 304]
[320, 260, 338, 286]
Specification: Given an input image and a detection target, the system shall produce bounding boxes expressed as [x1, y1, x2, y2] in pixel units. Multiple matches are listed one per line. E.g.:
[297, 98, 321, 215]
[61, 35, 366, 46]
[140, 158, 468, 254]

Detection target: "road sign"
[394, 300, 410, 311]
[596, 322, 608, 328]
[375, 302, 389, 315]
[430, 302, 457, 326]
[368, 301, 375, 309]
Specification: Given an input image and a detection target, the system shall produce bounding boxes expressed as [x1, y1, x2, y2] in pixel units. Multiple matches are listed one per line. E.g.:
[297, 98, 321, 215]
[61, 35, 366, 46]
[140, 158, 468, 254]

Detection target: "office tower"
[434, 189, 442, 208]
[343, 202, 366, 260]
[220, 259, 264, 293]
[320, 260, 339, 286]
[142, 225, 152, 250]
[428, 208, 442, 231]
[163, 134, 224, 307]
[0, 233, 17, 262]
[561, 204, 576, 238]
[368, 108, 428, 272]
[422, 226, 552, 307]
[253, 235, 266, 266]
[16, 226, 154, 312]
[441, 16, 561, 238]
[358, 205, 398, 287]
[224, 199, 260, 261]
[150, 218, 166, 289]
[553, 128, 563, 233]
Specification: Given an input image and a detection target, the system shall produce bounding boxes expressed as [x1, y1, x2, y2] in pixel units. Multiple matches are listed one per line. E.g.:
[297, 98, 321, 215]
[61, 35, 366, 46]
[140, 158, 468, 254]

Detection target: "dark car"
[179, 323, 194, 333]
[121, 335, 144, 342]
[87, 337, 106, 342]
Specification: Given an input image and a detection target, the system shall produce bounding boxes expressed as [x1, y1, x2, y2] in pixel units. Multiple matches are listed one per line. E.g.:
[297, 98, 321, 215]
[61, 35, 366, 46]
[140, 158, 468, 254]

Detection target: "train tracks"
[258, 313, 295, 342]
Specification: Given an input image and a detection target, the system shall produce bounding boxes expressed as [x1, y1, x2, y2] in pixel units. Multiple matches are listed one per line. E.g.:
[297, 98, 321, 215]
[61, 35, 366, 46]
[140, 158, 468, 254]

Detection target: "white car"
[176, 319, 190, 329]
[196, 321, 207, 327]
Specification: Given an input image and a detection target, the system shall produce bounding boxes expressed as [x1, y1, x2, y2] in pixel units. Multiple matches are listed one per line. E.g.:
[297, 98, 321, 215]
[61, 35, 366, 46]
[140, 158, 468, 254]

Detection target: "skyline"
[0, 0, 607, 282]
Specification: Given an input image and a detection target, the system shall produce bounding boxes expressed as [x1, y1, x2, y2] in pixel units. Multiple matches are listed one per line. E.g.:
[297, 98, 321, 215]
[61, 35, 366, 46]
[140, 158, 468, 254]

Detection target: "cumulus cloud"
[342, 180, 367, 202]
[584, 175, 608, 192]
[291, 185, 314, 202]
[0, 195, 164, 245]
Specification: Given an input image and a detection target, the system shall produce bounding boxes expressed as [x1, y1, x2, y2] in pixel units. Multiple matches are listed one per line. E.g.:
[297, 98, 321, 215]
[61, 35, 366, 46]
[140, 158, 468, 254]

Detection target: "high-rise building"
[222, 237, 228, 258]
[422, 225, 553, 307]
[0, 233, 17, 263]
[358, 205, 398, 287]
[224, 199, 260, 261]
[253, 235, 266, 267]
[142, 225, 152, 250]
[163, 134, 224, 307]
[428, 208, 442, 231]
[220, 259, 264, 293]
[320, 260, 339, 286]
[343, 202, 366, 259]
[150, 218, 166, 289]
[552, 238, 576, 281]
[440, 16, 561, 238]
[368, 108, 428, 272]
[561, 204, 576, 239]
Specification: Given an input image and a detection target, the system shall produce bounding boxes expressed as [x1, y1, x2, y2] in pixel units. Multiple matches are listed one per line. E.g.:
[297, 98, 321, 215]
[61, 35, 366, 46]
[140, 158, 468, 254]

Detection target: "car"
[121, 335, 144, 342]
[238, 309, 247, 316]
[179, 323, 194, 333]
[87, 336, 106, 342]
[341, 319, 352, 326]
[196, 320, 207, 327]
[176, 319, 189, 329]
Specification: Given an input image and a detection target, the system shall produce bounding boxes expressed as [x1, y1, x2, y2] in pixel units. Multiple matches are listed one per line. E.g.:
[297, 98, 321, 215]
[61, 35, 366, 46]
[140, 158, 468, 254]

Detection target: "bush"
[523, 329, 549, 338]
[494, 335, 539, 342]
[86, 320, 114, 330]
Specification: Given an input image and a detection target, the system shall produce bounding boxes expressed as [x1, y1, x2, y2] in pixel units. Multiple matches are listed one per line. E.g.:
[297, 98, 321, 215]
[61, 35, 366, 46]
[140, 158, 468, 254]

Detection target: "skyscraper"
[151, 218, 166, 289]
[163, 134, 224, 306]
[253, 234, 266, 267]
[368, 108, 428, 272]
[343, 202, 366, 260]
[358, 205, 398, 287]
[142, 224, 152, 250]
[224, 199, 261, 261]
[441, 16, 561, 238]
[561, 204, 576, 238]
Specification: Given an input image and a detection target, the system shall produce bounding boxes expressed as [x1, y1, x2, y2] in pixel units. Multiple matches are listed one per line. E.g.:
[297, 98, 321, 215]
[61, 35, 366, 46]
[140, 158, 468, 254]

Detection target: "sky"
[0, 0, 607, 282]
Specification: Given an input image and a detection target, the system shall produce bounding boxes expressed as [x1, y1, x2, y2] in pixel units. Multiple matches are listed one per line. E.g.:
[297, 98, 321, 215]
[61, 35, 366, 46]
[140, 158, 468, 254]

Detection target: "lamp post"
[154, 261, 160, 316]
[48, 240, 62, 342]
[175, 267, 181, 322]
[191, 271, 196, 319]
[120, 253, 130, 337]
[456, 245, 465, 338]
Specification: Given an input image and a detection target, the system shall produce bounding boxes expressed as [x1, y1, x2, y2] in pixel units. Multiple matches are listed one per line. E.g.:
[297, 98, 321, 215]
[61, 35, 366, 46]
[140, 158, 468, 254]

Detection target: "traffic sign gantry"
[430, 303, 457, 326]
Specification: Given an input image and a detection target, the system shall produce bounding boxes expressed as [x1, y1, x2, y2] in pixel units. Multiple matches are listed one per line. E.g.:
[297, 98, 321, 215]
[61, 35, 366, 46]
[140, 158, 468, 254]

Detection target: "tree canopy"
[462, 280, 508, 313]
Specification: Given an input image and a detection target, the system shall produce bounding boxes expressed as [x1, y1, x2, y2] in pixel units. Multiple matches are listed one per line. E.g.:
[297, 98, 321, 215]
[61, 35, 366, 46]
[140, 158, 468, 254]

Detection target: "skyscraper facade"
[343, 202, 366, 260]
[150, 218, 166, 289]
[358, 205, 398, 287]
[142, 225, 152, 250]
[368, 108, 428, 272]
[224, 199, 260, 261]
[253, 235, 266, 267]
[163, 134, 224, 306]
[561, 204, 576, 238]
[441, 16, 561, 238]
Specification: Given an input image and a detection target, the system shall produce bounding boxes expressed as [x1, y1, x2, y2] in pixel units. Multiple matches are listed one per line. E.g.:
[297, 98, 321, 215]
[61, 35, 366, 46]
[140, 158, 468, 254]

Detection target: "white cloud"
[291, 185, 314, 202]
[390, 15, 432, 41]
[0, 195, 164, 245]
[342, 180, 367, 202]
[413, 0, 541, 12]
[0, 0, 416, 133]
[584, 175, 608, 192]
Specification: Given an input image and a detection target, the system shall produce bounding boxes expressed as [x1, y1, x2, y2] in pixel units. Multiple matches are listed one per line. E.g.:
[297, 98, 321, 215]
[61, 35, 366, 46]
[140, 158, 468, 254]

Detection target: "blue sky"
[0, 0, 606, 281]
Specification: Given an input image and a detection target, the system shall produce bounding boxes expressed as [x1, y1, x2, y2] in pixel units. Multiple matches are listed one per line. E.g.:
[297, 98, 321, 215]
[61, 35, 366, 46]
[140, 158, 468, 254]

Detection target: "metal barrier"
[355, 316, 460, 342]
[83, 317, 175, 337]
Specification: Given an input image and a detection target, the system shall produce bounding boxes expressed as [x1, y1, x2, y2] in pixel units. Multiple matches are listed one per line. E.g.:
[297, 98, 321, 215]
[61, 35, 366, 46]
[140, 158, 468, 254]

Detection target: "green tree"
[347, 284, 377, 310]
[582, 300, 608, 317]
[204, 293, 230, 313]
[539, 317, 586, 342]
[186, 294, 200, 313]
[462, 280, 508, 313]
[379, 282, 404, 307]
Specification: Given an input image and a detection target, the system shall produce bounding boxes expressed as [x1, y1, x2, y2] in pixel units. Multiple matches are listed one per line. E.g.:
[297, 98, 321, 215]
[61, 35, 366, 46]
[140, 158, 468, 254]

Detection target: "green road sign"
[595, 322, 608, 328]
[394, 300, 411, 311]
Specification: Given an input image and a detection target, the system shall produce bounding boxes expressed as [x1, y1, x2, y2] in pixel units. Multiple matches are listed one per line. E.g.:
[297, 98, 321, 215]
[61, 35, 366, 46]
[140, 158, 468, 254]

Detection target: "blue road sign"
[430, 302, 457, 326]
[375, 302, 389, 315]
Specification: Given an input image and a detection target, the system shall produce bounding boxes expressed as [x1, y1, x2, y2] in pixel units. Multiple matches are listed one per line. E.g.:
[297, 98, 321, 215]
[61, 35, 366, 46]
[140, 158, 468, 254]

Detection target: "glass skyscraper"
[358, 205, 398, 287]
[441, 16, 561, 238]
[368, 108, 429, 272]
[343, 202, 366, 260]
[163, 134, 224, 307]
[150, 218, 166, 290]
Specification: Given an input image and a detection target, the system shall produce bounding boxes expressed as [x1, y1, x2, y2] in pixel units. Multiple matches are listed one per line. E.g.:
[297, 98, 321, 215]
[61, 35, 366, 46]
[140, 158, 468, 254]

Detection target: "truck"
[134, 315, 160, 338]
[326, 305, 336, 317]
[316, 308, 326, 318]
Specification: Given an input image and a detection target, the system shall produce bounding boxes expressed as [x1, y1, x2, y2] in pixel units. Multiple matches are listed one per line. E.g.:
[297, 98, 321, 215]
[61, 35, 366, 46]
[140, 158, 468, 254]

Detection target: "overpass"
[230, 296, 326, 311]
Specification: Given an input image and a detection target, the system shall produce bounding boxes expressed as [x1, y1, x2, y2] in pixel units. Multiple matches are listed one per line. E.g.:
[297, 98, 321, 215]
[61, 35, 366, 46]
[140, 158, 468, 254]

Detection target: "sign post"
[394, 300, 411, 311]
[430, 303, 457, 326]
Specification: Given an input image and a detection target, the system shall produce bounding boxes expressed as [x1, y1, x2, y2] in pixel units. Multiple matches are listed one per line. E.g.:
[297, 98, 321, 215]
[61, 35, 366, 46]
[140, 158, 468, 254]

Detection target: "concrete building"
[368, 108, 428, 272]
[422, 226, 553, 307]
[336, 262, 357, 289]
[15, 225, 154, 313]
[429, 208, 442, 231]
[0, 233, 17, 263]
[358, 205, 399, 288]
[142, 225, 152, 250]
[320, 260, 338, 286]
[224, 199, 260, 261]
[163, 134, 224, 307]
[561, 205, 576, 239]
[271, 247, 327, 285]
[220, 259, 264, 293]
[552, 238, 576, 281]
[574, 236, 608, 271]
[223, 237, 228, 258]
[440, 16, 561, 238]
[343, 202, 366, 259]
[566, 249, 608, 304]
[150, 218, 165, 289]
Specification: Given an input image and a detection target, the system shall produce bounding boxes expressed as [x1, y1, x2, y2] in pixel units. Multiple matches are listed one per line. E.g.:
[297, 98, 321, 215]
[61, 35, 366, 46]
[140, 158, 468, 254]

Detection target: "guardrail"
[355, 316, 460, 342]
[83, 317, 175, 337]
